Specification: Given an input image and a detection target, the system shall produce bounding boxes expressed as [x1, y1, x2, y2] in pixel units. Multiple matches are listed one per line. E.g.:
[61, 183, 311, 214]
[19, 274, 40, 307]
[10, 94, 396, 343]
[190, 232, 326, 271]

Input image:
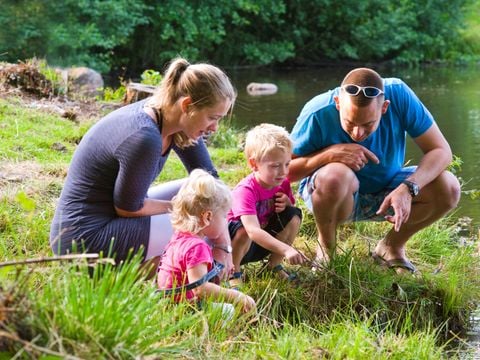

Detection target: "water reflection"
[229, 65, 480, 224]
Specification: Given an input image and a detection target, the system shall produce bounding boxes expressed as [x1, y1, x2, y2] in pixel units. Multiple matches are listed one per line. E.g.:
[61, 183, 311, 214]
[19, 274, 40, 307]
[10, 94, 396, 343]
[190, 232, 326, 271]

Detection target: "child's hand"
[236, 293, 256, 313]
[274, 192, 290, 213]
[284, 247, 306, 265]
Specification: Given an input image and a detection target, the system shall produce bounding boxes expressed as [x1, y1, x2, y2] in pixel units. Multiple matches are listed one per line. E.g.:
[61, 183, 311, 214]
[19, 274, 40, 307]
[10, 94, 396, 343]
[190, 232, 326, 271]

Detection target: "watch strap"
[402, 180, 418, 197]
[213, 244, 232, 254]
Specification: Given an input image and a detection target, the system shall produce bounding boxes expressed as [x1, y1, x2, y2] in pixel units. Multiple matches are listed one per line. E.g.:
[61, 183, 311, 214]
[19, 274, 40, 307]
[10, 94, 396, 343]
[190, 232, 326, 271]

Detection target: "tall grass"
[0, 95, 479, 358]
[1, 258, 449, 359]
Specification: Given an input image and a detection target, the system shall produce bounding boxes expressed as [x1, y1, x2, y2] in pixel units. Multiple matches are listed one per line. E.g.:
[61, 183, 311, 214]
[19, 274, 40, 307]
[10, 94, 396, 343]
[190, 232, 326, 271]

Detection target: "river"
[229, 65, 480, 226]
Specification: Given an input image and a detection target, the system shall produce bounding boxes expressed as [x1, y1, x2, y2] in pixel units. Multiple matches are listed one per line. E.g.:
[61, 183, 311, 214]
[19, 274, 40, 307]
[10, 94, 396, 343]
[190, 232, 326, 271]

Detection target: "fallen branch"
[0, 330, 83, 360]
[0, 253, 114, 268]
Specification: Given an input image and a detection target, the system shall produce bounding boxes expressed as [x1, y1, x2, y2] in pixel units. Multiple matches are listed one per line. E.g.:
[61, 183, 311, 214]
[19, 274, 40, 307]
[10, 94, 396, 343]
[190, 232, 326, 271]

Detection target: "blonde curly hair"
[170, 169, 232, 234]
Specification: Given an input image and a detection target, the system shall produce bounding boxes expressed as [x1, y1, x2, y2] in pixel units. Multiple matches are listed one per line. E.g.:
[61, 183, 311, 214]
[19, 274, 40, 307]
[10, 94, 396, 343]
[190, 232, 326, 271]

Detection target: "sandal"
[371, 252, 417, 274]
[270, 264, 299, 282]
[228, 271, 243, 289]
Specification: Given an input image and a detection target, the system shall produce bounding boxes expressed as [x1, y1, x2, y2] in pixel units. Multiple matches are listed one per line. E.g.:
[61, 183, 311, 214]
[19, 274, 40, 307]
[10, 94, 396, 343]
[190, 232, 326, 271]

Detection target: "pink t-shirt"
[157, 231, 213, 301]
[227, 173, 295, 227]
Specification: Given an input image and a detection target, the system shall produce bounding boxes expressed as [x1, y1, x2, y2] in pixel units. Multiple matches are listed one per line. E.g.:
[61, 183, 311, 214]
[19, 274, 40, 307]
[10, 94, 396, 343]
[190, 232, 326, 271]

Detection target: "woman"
[50, 58, 236, 272]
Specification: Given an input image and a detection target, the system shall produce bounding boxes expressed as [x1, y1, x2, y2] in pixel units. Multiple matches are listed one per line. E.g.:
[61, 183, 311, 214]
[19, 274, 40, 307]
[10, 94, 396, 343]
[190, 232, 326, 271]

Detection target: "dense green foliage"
[1, 0, 478, 74]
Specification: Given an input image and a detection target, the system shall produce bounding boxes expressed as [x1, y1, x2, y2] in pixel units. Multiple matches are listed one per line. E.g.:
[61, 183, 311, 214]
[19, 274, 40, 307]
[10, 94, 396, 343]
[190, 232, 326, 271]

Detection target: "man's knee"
[424, 171, 461, 210]
[441, 171, 461, 209]
[313, 163, 359, 198]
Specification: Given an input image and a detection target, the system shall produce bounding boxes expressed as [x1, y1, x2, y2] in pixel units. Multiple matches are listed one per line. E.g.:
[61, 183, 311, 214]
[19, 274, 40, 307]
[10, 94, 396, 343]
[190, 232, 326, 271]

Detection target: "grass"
[0, 95, 479, 358]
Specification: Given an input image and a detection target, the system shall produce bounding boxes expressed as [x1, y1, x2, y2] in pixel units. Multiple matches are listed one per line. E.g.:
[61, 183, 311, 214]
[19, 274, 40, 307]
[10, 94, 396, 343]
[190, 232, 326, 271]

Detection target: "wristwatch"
[213, 244, 233, 254]
[402, 180, 419, 197]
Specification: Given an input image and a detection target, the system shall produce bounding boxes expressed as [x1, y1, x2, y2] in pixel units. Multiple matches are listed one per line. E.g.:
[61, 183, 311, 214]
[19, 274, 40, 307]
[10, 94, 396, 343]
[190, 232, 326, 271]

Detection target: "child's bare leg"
[231, 227, 251, 273]
[267, 215, 301, 276]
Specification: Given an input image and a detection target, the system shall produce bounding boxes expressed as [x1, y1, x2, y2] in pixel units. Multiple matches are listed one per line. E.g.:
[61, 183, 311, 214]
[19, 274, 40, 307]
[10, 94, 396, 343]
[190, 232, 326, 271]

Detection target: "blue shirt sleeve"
[388, 79, 434, 138]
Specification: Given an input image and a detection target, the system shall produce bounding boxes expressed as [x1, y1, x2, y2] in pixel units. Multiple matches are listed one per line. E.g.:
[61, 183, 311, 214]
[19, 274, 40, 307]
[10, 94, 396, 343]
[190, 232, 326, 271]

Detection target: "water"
[229, 65, 480, 226]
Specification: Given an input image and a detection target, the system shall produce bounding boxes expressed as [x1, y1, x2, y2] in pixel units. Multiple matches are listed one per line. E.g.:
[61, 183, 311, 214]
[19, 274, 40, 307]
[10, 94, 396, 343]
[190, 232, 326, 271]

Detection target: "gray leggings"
[145, 178, 185, 260]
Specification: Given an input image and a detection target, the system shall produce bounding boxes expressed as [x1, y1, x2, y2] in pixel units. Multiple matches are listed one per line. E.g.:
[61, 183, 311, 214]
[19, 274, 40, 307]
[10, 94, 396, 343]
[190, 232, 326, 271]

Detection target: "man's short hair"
[341, 68, 384, 107]
[244, 123, 292, 162]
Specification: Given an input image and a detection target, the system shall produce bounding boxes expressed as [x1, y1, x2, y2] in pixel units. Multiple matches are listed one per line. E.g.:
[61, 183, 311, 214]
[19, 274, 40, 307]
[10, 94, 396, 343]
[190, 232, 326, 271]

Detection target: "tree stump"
[124, 82, 157, 104]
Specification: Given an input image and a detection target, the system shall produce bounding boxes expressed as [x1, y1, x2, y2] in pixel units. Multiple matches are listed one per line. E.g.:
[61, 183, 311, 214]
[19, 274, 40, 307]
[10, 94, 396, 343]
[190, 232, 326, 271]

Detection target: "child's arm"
[240, 214, 304, 265]
[188, 263, 256, 313]
[274, 192, 292, 213]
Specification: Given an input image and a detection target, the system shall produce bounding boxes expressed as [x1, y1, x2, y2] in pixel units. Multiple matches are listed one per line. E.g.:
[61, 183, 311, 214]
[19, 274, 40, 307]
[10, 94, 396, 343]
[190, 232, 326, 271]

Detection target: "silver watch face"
[404, 180, 419, 196]
[215, 244, 232, 253]
[412, 183, 419, 196]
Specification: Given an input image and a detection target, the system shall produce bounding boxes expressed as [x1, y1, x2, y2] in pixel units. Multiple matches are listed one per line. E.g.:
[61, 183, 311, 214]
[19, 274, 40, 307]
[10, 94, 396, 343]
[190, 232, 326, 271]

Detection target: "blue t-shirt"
[291, 78, 434, 194]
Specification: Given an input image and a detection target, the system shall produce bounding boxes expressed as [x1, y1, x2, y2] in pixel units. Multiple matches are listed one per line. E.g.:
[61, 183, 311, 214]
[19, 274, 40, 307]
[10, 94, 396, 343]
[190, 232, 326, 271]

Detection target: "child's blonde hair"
[170, 169, 232, 234]
[244, 123, 293, 162]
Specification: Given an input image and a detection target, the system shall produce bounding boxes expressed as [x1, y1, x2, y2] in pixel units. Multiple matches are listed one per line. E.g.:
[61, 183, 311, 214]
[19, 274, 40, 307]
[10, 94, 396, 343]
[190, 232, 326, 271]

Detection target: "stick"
[0, 254, 114, 268]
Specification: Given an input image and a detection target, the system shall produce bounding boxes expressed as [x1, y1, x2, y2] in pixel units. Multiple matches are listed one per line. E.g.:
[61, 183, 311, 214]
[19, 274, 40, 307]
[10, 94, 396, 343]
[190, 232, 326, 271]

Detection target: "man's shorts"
[228, 206, 302, 265]
[301, 166, 416, 222]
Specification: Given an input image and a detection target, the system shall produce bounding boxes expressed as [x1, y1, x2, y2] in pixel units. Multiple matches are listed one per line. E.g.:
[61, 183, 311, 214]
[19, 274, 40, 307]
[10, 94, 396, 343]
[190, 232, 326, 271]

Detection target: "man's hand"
[376, 184, 413, 232]
[325, 143, 379, 171]
[274, 192, 291, 213]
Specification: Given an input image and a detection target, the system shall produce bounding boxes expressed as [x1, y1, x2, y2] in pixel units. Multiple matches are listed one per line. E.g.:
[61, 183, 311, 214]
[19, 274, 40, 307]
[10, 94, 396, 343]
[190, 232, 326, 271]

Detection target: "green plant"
[100, 84, 127, 102]
[140, 69, 162, 86]
[36, 58, 65, 95]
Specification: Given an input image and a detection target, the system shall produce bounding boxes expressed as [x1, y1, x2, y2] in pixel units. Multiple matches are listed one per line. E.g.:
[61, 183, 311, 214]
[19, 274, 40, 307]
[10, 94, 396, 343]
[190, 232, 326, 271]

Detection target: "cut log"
[124, 82, 157, 104]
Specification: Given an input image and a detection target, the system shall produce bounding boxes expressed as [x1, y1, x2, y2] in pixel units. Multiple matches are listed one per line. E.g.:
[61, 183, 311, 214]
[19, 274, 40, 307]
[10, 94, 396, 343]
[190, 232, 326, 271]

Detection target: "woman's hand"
[212, 248, 234, 280]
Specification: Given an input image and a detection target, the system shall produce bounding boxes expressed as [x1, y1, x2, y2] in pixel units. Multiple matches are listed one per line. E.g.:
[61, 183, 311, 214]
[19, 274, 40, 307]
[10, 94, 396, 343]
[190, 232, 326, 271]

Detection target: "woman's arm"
[114, 198, 172, 217]
[175, 137, 218, 177]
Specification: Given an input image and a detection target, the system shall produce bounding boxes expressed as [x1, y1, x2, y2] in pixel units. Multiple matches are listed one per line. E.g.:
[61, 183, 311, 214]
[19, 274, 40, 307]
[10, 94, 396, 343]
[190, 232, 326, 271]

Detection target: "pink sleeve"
[185, 242, 213, 271]
[230, 184, 258, 217]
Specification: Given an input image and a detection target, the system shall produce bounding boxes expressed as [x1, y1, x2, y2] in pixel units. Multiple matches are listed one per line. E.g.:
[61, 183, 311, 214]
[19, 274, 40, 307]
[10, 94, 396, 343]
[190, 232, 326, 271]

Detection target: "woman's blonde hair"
[170, 169, 232, 234]
[147, 57, 237, 148]
[244, 123, 293, 162]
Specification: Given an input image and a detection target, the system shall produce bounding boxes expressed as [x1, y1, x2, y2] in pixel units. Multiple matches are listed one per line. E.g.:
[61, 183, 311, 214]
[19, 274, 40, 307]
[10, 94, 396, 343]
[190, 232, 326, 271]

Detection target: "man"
[289, 68, 460, 273]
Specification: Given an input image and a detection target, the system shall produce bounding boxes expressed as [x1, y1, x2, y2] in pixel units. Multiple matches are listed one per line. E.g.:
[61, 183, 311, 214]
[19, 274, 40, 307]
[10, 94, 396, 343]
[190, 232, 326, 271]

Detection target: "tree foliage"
[0, 0, 476, 74]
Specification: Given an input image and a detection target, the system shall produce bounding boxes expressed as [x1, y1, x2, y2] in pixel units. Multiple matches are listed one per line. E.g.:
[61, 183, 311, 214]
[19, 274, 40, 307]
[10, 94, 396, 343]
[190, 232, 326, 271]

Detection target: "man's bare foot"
[373, 240, 416, 274]
[311, 246, 331, 271]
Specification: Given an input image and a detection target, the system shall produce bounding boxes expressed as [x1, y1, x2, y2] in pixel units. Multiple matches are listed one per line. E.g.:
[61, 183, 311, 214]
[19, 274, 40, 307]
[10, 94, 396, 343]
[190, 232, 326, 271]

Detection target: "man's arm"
[407, 123, 452, 187]
[288, 145, 380, 182]
[376, 123, 452, 231]
[288, 150, 330, 182]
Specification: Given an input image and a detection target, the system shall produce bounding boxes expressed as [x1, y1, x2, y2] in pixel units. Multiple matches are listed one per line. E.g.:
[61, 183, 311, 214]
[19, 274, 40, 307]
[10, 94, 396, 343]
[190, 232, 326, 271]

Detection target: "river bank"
[1, 90, 480, 357]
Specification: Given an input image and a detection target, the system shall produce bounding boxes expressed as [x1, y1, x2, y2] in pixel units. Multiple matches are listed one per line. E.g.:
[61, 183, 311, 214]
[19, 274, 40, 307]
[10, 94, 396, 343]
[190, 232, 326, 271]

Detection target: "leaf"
[15, 191, 36, 212]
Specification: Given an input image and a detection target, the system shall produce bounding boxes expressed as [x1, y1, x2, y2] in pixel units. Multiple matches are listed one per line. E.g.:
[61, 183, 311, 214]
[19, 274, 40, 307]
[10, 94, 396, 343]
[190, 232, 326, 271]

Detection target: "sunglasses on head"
[341, 84, 384, 98]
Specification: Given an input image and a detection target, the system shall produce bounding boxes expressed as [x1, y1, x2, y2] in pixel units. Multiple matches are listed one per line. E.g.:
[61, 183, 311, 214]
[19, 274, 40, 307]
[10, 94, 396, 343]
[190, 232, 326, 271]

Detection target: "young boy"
[227, 123, 305, 284]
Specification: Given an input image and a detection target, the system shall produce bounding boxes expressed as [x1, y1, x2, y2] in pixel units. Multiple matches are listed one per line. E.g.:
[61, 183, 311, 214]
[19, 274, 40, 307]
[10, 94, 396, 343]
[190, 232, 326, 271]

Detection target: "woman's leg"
[147, 178, 185, 200]
[145, 179, 185, 260]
